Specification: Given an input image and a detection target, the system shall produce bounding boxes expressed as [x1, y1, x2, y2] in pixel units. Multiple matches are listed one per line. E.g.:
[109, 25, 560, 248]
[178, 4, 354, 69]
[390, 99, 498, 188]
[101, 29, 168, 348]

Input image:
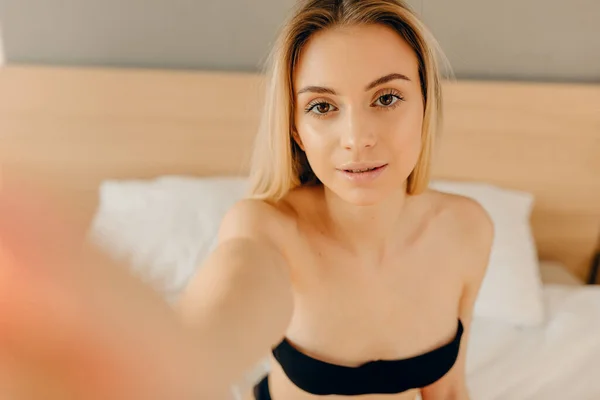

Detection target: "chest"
[283, 232, 465, 366]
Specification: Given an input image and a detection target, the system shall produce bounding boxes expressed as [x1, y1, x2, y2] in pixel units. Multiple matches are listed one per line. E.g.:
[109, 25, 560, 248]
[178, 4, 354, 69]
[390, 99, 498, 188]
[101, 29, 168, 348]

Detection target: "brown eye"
[306, 101, 337, 117]
[373, 92, 402, 108]
[316, 103, 331, 114]
[379, 94, 394, 106]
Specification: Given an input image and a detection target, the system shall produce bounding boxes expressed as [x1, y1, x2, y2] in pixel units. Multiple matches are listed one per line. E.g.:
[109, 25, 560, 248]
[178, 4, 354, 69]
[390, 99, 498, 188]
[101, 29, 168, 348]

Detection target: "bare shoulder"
[436, 191, 492, 239]
[430, 190, 494, 278]
[218, 197, 297, 248]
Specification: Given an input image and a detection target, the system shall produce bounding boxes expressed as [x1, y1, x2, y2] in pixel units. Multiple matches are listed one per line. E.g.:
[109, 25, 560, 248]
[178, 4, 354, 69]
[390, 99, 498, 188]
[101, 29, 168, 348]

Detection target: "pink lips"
[338, 164, 388, 183]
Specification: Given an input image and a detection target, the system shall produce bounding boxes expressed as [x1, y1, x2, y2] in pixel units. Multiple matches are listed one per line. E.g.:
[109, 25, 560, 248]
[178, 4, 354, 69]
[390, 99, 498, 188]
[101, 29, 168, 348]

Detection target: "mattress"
[465, 275, 600, 399]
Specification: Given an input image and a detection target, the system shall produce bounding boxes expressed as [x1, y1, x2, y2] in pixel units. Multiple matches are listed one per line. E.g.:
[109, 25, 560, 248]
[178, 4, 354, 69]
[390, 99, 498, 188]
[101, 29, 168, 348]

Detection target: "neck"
[320, 183, 411, 259]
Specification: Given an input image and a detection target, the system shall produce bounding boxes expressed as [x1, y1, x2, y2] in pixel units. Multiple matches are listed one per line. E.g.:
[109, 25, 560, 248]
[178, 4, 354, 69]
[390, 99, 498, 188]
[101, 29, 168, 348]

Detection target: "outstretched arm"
[177, 199, 294, 396]
[0, 183, 293, 399]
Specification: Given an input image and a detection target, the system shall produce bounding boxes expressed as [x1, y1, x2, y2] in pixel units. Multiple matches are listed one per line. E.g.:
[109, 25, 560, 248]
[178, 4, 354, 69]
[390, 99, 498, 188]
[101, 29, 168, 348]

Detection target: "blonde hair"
[247, 0, 449, 201]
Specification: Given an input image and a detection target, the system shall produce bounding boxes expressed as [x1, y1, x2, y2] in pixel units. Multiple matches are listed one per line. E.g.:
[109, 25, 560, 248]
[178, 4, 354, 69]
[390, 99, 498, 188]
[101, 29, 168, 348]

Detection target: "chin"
[331, 184, 398, 207]
[318, 168, 408, 206]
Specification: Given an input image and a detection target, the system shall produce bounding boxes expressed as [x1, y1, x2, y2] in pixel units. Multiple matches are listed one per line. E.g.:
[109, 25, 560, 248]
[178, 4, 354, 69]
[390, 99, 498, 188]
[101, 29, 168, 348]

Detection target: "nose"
[340, 108, 376, 151]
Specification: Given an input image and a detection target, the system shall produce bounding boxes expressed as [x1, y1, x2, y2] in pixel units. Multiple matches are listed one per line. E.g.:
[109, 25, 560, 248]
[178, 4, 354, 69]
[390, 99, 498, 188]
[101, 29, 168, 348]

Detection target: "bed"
[0, 65, 599, 399]
[465, 261, 600, 400]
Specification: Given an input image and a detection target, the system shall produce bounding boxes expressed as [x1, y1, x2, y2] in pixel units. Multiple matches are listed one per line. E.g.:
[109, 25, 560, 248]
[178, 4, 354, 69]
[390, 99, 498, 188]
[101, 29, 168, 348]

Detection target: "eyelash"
[304, 89, 405, 119]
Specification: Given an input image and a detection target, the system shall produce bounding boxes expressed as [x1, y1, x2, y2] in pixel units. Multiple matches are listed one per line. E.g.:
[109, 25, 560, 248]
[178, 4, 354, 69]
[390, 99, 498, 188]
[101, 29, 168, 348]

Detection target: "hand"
[0, 181, 204, 399]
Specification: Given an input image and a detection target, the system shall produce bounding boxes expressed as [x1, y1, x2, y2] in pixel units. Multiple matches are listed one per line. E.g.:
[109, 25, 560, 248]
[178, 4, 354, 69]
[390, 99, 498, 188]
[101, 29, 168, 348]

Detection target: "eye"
[305, 101, 338, 117]
[372, 90, 404, 109]
[377, 94, 396, 106]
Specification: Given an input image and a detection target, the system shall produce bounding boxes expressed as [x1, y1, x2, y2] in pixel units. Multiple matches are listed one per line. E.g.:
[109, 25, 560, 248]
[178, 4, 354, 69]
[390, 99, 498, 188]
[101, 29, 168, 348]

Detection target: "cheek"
[296, 119, 337, 168]
[393, 123, 422, 153]
[387, 109, 424, 169]
[299, 133, 332, 177]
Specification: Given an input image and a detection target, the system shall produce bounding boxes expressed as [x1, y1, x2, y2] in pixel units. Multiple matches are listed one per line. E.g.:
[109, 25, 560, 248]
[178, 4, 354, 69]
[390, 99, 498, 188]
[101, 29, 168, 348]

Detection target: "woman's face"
[293, 24, 425, 206]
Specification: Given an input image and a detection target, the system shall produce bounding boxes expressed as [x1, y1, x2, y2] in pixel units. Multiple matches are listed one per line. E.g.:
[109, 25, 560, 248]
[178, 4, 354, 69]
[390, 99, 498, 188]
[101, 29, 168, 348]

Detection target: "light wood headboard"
[1, 65, 599, 279]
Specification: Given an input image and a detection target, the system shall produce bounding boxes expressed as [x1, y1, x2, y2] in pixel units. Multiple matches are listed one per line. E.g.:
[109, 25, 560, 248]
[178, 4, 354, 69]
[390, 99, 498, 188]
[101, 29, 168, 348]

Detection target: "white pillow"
[429, 180, 544, 327]
[89, 175, 248, 301]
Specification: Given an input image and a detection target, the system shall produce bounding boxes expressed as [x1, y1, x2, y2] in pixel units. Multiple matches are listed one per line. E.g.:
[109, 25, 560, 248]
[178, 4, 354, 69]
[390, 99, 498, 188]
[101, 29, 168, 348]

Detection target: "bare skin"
[236, 182, 492, 400]
[0, 23, 493, 400]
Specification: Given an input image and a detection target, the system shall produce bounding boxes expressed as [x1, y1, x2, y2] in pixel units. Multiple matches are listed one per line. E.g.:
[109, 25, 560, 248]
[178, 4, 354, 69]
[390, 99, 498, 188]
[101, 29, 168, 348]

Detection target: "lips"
[344, 166, 383, 173]
[337, 162, 388, 173]
[337, 163, 389, 183]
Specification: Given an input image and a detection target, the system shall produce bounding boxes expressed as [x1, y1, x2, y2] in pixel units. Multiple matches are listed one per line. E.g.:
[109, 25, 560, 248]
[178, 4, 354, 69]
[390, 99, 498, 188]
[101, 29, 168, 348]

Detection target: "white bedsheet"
[465, 283, 600, 400]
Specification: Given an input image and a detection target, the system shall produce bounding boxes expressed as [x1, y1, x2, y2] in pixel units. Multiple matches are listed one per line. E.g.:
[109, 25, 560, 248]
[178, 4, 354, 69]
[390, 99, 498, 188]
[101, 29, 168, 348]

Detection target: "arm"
[0, 184, 293, 400]
[420, 199, 493, 400]
[176, 199, 294, 396]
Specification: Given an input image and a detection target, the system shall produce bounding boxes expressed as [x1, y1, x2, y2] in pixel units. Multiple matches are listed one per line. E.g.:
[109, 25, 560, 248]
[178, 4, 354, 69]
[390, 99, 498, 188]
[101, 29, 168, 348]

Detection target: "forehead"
[294, 24, 420, 92]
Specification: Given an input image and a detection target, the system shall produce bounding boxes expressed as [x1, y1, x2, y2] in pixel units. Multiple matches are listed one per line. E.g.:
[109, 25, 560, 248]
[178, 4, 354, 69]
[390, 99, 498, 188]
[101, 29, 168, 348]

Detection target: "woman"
[0, 1, 493, 399]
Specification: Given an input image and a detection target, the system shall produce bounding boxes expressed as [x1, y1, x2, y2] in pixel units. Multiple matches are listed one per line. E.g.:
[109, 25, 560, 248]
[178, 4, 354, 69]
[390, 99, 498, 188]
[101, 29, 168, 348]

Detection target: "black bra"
[272, 320, 464, 396]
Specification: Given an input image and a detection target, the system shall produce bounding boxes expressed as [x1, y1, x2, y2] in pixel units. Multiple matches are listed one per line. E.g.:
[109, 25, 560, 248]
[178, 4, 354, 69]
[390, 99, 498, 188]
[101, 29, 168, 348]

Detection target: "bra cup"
[272, 320, 464, 396]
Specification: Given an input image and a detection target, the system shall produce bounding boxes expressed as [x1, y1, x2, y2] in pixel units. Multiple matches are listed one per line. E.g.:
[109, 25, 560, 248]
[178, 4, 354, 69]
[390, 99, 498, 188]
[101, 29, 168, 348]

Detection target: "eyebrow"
[296, 72, 411, 96]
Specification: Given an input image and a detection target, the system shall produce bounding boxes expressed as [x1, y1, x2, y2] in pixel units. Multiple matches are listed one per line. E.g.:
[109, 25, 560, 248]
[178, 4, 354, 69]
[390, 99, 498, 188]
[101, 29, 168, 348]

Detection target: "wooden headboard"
[0, 65, 599, 279]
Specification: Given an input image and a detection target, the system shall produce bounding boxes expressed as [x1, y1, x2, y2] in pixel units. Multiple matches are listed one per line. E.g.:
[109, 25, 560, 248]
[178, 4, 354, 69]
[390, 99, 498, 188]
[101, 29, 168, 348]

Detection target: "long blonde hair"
[246, 0, 449, 201]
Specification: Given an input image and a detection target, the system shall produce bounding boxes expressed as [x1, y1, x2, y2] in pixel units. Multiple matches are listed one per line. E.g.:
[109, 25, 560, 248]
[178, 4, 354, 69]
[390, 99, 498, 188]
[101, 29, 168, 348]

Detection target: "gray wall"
[0, 20, 5, 65]
[0, 0, 598, 83]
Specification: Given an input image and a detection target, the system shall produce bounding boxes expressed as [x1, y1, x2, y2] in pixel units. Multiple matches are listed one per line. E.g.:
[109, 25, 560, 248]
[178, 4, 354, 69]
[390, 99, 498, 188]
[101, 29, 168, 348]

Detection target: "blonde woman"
[0, 1, 492, 399]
